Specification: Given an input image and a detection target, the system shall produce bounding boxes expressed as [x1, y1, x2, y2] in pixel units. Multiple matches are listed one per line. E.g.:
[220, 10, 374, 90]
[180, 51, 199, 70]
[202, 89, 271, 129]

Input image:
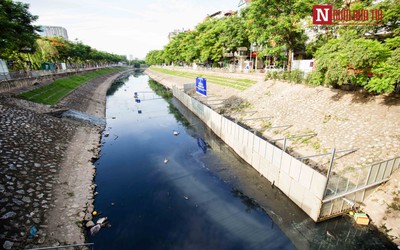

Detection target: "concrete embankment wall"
[168, 85, 326, 221]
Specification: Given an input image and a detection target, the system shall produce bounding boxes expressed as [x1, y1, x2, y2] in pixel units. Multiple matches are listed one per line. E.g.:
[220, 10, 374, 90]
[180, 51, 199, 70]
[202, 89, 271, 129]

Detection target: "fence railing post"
[323, 148, 336, 197]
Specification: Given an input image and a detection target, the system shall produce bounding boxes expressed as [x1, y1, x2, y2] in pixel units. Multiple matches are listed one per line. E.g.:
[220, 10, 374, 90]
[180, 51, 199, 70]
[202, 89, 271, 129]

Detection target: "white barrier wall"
[291, 59, 314, 73]
[173, 86, 327, 221]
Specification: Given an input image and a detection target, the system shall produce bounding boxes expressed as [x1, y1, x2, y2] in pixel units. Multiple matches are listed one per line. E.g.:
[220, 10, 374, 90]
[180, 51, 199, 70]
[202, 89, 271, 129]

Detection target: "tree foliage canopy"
[146, 0, 400, 93]
[145, 15, 250, 66]
[308, 0, 400, 93]
[0, 0, 40, 58]
[1, 1, 126, 70]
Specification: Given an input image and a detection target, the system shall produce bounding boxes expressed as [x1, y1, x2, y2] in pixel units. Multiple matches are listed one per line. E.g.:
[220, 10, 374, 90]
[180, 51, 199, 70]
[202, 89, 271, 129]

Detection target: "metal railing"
[319, 156, 400, 220]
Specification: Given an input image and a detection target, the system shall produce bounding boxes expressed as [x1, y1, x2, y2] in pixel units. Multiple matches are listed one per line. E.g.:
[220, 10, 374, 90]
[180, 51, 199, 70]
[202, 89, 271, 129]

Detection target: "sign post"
[196, 77, 207, 96]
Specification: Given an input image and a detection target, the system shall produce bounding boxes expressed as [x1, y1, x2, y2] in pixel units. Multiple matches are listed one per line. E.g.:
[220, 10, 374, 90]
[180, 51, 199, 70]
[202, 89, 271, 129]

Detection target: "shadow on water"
[106, 78, 126, 96]
[107, 69, 145, 95]
[148, 79, 191, 128]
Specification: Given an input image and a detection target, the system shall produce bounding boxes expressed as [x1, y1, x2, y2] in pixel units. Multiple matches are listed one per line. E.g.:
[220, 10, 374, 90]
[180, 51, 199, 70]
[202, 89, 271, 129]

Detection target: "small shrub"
[289, 69, 304, 84]
[305, 71, 324, 86]
[271, 71, 279, 80]
[282, 70, 290, 80]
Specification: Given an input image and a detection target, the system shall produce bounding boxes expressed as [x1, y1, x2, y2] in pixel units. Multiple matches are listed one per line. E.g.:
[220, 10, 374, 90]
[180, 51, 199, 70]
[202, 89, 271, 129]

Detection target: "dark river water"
[89, 71, 396, 250]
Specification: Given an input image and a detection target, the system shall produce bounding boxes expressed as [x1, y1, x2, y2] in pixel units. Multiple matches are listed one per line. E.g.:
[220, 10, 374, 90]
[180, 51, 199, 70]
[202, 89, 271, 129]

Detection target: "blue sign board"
[196, 77, 207, 96]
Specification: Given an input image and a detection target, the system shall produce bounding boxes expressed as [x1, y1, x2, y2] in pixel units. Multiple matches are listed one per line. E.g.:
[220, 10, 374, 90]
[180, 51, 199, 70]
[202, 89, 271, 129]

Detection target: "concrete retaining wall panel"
[258, 158, 267, 176]
[301, 194, 322, 221]
[252, 152, 261, 172]
[231, 123, 240, 152]
[289, 180, 306, 208]
[219, 117, 226, 141]
[310, 172, 327, 199]
[289, 157, 301, 182]
[272, 146, 282, 168]
[244, 131, 254, 164]
[253, 136, 261, 154]
[231, 122, 237, 147]
[299, 163, 314, 190]
[268, 164, 280, 185]
[211, 111, 221, 137]
[278, 172, 291, 196]
[222, 117, 229, 141]
[259, 139, 266, 158]
[246, 130, 253, 149]
[203, 107, 210, 126]
[281, 152, 291, 175]
[224, 120, 231, 144]
[265, 143, 274, 162]
[259, 158, 270, 177]
[238, 127, 244, 146]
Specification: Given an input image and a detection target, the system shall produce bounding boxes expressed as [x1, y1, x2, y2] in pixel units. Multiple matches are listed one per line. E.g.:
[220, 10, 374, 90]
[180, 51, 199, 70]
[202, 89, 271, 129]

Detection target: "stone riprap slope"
[0, 69, 129, 249]
[0, 101, 75, 249]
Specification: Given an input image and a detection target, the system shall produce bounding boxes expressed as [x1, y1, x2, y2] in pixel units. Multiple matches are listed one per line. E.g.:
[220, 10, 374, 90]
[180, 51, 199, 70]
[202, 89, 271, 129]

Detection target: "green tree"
[374, 0, 400, 37]
[367, 37, 400, 93]
[178, 30, 199, 63]
[243, 0, 314, 71]
[311, 32, 391, 90]
[219, 15, 250, 53]
[0, 0, 40, 58]
[145, 50, 163, 65]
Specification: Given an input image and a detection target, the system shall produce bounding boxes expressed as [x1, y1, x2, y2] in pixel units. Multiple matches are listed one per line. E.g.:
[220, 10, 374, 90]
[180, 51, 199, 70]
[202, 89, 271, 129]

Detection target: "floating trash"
[163, 158, 169, 164]
[96, 217, 108, 225]
[90, 224, 101, 235]
[173, 130, 180, 136]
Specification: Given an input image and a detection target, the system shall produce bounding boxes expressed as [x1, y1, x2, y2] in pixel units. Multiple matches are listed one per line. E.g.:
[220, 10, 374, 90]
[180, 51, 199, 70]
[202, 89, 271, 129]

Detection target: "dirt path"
[43, 70, 130, 246]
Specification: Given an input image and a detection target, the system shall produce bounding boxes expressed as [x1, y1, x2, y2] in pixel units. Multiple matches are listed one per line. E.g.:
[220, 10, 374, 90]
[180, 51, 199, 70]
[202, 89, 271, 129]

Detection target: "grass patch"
[19, 67, 122, 105]
[388, 196, 400, 211]
[151, 67, 256, 91]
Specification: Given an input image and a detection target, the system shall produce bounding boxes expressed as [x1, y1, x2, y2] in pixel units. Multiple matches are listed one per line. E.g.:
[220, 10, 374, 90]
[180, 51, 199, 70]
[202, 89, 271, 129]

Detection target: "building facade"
[38, 26, 69, 40]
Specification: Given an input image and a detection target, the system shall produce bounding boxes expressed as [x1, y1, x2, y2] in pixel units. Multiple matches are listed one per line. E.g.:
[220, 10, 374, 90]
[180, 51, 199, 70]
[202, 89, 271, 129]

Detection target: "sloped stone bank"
[0, 69, 131, 249]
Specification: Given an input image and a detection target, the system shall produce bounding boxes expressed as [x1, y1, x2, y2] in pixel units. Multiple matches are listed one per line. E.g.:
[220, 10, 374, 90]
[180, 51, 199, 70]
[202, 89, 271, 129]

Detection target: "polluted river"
[89, 71, 396, 249]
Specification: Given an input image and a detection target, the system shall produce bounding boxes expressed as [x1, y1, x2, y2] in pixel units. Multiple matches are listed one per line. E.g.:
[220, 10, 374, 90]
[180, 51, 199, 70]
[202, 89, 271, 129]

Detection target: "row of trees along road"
[0, 0, 127, 71]
[146, 0, 400, 94]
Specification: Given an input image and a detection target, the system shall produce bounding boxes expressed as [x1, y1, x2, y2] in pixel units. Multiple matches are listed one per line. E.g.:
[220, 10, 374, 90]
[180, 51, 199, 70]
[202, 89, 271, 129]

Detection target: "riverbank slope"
[0, 68, 130, 249]
[145, 67, 400, 245]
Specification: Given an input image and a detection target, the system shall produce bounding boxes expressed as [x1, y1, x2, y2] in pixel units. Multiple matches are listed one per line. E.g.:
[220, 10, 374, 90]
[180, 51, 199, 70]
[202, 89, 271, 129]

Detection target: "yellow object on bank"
[354, 213, 369, 225]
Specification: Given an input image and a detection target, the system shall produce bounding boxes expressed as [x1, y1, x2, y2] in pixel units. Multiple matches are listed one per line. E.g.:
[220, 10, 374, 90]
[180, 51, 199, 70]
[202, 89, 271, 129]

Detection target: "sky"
[20, 0, 240, 60]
